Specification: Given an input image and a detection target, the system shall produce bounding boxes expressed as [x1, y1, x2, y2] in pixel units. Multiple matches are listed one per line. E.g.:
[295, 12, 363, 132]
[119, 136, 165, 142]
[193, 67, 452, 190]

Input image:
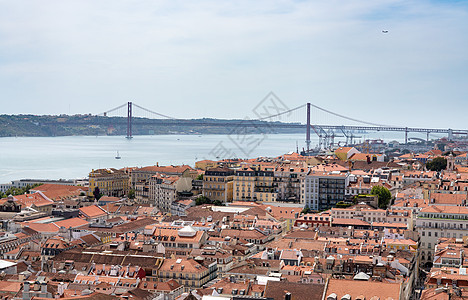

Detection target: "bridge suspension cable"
[310, 104, 391, 127]
[256, 104, 306, 121]
[132, 103, 176, 119]
[102, 103, 128, 116]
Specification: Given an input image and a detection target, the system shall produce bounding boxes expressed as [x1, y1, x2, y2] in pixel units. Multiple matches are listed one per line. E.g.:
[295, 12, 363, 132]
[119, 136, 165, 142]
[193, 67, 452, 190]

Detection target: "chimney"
[24, 282, 30, 292]
[285, 292, 292, 300]
[41, 282, 47, 293]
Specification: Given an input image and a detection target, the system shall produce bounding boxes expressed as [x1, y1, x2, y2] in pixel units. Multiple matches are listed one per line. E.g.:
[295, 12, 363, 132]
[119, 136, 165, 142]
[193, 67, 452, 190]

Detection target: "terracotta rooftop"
[14, 192, 53, 207]
[331, 218, 371, 226]
[158, 258, 207, 273]
[264, 281, 324, 300]
[324, 278, 401, 299]
[79, 205, 108, 218]
[135, 165, 192, 174]
[54, 217, 89, 229]
[31, 183, 87, 200]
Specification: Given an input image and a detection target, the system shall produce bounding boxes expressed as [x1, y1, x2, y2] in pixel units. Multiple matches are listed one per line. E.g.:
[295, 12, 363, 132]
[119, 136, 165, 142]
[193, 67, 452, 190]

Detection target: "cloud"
[0, 0, 467, 128]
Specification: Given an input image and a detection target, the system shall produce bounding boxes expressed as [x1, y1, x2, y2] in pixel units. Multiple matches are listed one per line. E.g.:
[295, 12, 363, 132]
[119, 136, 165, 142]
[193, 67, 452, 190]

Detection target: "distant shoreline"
[0, 114, 304, 137]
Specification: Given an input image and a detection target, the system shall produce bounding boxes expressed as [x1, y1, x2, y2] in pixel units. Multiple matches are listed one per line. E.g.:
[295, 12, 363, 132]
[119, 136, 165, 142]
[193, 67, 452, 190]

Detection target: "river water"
[0, 131, 441, 184]
[0, 134, 310, 183]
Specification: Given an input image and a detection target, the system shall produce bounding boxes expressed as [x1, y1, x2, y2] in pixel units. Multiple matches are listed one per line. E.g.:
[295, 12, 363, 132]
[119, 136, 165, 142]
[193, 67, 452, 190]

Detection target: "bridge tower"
[405, 127, 408, 145]
[448, 128, 453, 141]
[126, 102, 133, 139]
[306, 103, 311, 152]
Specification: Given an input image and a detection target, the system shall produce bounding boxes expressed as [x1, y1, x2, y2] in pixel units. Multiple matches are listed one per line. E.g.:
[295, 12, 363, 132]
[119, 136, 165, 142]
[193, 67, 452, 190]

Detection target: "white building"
[301, 172, 348, 211]
[149, 175, 178, 212]
[415, 205, 468, 263]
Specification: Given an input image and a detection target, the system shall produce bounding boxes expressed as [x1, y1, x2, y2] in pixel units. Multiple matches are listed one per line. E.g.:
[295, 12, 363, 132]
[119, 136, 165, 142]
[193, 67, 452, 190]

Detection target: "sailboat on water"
[115, 151, 121, 159]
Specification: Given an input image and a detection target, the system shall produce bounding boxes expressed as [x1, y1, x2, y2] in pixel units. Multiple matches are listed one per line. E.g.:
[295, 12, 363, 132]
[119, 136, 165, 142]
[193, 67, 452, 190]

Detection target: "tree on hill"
[371, 186, 392, 209]
[426, 157, 447, 172]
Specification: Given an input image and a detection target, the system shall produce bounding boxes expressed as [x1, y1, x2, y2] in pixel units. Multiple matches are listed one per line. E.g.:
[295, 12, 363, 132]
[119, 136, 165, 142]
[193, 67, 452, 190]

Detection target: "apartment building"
[149, 174, 179, 212]
[203, 167, 234, 203]
[131, 165, 193, 188]
[301, 172, 348, 210]
[88, 168, 130, 198]
[144, 225, 208, 256]
[331, 205, 410, 225]
[275, 164, 307, 204]
[233, 167, 276, 203]
[415, 205, 468, 263]
[157, 258, 217, 292]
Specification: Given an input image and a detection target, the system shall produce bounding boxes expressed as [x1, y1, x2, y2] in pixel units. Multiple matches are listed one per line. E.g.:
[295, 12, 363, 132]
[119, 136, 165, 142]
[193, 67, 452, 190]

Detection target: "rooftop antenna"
[296, 141, 299, 153]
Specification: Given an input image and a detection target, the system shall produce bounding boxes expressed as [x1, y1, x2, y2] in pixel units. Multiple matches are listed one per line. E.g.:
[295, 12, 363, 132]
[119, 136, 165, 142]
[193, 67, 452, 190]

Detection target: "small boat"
[115, 151, 121, 159]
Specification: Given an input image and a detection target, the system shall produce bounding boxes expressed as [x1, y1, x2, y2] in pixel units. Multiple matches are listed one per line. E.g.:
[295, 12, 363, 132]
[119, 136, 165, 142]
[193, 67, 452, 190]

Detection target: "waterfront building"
[88, 168, 130, 198]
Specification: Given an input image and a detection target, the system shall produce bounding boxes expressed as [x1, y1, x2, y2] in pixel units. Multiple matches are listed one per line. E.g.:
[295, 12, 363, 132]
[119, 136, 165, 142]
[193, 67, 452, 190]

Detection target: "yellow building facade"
[88, 168, 130, 198]
[233, 167, 277, 203]
[203, 167, 234, 203]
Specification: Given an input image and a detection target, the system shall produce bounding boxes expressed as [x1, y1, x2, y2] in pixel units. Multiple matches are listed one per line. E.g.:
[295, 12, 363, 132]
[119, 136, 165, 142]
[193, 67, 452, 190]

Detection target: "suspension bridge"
[100, 101, 468, 151]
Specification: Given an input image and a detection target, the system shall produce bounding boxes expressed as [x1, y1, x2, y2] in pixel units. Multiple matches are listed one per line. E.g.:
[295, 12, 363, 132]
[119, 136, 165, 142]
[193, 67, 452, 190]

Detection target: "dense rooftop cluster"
[0, 147, 468, 299]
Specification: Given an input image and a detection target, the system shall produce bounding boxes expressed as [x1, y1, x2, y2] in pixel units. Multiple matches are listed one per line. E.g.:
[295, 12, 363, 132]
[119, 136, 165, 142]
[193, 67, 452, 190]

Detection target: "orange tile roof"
[159, 258, 207, 273]
[54, 217, 89, 229]
[22, 222, 59, 233]
[429, 193, 467, 205]
[136, 165, 192, 173]
[420, 205, 468, 215]
[14, 192, 53, 207]
[0, 281, 22, 293]
[325, 278, 401, 299]
[31, 183, 87, 200]
[331, 218, 371, 226]
[98, 196, 121, 202]
[384, 238, 418, 246]
[263, 205, 300, 220]
[152, 173, 180, 184]
[80, 205, 107, 218]
[44, 236, 70, 249]
[335, 147, 354, 153]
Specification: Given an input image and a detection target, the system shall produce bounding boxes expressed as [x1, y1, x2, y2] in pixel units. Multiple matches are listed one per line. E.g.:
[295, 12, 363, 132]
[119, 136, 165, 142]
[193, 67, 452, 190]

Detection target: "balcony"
[205, 186, 225, 191]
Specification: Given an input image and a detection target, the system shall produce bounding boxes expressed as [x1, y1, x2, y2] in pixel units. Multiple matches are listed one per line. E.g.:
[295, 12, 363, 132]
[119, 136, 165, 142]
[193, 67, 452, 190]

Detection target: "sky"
[0, 0, 467, 128]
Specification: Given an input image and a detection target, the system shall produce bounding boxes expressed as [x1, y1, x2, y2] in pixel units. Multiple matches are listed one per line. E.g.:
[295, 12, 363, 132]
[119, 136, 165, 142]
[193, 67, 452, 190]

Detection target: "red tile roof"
[13, 192, 53, 207]
[80, 205, 108, 218]
[31, 184, 87, 200]
[54, 217, 89, 229]
[325, 278, 401, 299]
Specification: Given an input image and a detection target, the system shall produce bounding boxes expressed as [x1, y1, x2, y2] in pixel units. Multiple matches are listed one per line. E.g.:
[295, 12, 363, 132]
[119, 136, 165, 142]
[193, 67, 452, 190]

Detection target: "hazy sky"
[1, 0, 467, 128]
